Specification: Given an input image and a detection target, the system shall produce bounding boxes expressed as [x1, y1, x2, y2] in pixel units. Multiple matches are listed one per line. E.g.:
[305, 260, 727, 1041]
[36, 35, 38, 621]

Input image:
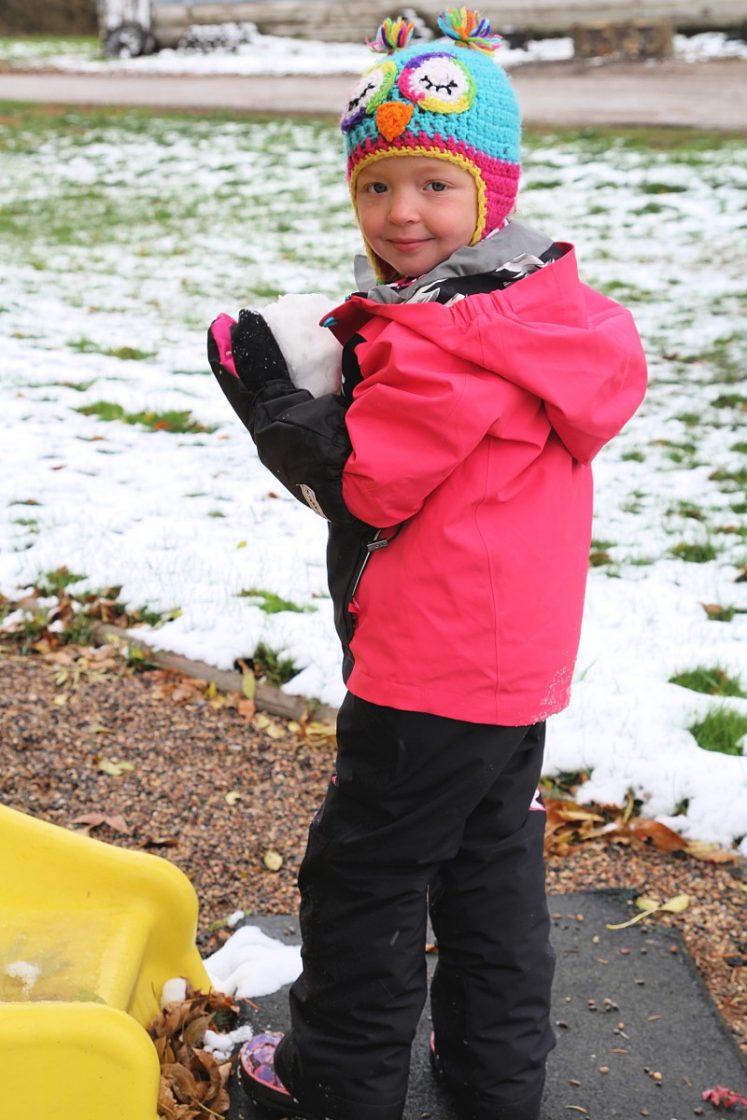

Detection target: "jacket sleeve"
[340, 323, 512, 528]
[242, 377, 370, 529]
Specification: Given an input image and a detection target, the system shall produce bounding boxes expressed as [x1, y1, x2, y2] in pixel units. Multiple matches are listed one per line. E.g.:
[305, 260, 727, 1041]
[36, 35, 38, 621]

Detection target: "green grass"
[664, 443, 698, 465]
[250, 642, 298, 687]
[711, 393, 747, 409]
[689, 707, 747, 756]
[709, 466, 747, 489]
[632, 202, 676, 216]
[671, 541, 717, 563]
[702, 603, 743, 622]
[661, 342, 746, 387]
[68, 338, 156, 361]
[638, 181, 689, 195]
[669, 500, 705, 521]
[132, 604, 181, 627]
[36, 566, 86, 595]
[598, 281, 646, 303]
[523, 178, 563, 191]
[670, 666, 746, 698]
[237, 588, 316, 615]
[76, 401, 215, 434]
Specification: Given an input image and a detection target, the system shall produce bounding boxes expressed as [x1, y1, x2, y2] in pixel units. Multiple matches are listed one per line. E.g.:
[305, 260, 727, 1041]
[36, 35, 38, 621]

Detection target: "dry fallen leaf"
[264, 720, 286, 741]
[684, 840, 738, 864]
[263, 850, 283, 872]
[301, 720, 337, 748]
[97, 758, 135, 776]
[148, 988, 238, 1119]
[225, 791, 242, 806]
[71, 812, 132, 835]
[606, 893, 689, 931]
[628, 819, 687, 853]
[542, 795, 739, 865]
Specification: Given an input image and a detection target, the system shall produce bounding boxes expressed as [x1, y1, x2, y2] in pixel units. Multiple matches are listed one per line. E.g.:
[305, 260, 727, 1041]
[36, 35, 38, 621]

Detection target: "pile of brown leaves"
[148, 989, 239, 1119]
[543, 793, 738, 864]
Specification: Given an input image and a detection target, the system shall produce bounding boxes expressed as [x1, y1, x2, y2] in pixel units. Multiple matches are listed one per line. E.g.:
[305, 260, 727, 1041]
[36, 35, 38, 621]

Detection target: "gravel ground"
[1, 641, 745, 1063]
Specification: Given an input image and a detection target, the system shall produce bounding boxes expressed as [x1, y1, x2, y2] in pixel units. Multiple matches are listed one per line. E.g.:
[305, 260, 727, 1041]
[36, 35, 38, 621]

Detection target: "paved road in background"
[0, 57, 745, 130]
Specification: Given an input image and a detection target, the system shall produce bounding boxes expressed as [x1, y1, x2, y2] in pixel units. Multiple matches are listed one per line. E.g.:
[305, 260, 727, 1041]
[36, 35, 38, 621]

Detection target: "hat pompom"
[437, 7, 503, 53]
[366, 16, 415, 54]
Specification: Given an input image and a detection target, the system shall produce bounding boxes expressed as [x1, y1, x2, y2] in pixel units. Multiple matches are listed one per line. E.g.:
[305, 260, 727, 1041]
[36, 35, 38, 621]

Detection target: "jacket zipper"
[345, 527, 399, 641]
[349, 530, 389, 601]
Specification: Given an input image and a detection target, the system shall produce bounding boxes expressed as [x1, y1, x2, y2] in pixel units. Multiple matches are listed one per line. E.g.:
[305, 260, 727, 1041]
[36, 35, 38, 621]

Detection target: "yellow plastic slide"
[0, 803, 211, 1118]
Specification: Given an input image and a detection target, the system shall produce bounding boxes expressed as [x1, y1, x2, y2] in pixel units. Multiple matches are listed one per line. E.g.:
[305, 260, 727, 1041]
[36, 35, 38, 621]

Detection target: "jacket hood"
[328, 244, 647, 464]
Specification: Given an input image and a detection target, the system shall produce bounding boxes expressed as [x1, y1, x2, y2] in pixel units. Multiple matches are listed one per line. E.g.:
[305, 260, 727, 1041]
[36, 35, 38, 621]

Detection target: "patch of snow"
[674, 31, 747, 62]
[204, 925, 301, 999]
[161, 976, 188, 1006]
[5, 960, 41, 997]
[3, 29, 745, 75]
[202, 1023, 254, 1061]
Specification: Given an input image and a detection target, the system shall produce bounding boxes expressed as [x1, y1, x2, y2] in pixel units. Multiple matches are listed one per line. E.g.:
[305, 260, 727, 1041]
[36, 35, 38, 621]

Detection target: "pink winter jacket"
[326, 246, 647, 726]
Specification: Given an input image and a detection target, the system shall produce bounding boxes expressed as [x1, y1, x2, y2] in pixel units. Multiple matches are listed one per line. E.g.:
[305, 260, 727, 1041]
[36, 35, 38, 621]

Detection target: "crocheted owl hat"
[341, 7, 521, 280]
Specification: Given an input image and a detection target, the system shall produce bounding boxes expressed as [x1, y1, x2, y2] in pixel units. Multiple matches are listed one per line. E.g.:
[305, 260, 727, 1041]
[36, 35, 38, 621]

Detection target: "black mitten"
[231, 309, 292, 394]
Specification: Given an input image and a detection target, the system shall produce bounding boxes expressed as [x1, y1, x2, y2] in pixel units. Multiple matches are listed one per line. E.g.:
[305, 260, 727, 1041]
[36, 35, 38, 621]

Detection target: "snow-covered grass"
[1, 106, 746, 853]
[0, 29, 745, 74]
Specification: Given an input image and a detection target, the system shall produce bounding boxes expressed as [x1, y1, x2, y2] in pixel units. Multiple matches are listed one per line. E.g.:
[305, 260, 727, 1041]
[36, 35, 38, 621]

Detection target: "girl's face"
[354, 155, 478, 279]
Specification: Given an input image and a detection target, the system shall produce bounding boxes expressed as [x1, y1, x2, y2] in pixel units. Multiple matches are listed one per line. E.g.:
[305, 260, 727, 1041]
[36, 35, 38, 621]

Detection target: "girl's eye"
[356, 181, 389, 197]
[427, 182, 448, 192]
[398, 52, 475, 114]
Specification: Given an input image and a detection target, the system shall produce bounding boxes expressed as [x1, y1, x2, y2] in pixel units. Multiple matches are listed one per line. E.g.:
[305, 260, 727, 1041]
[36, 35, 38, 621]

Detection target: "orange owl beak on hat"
[375, 101, 414, 141]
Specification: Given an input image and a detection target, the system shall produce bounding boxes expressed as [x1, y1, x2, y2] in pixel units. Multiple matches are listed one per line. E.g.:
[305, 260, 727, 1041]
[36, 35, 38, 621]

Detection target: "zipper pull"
[366, 538, 389, 553]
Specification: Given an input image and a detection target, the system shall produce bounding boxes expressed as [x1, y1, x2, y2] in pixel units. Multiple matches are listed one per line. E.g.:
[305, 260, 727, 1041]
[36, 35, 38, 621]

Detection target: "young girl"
[207, 10, 647, 1120]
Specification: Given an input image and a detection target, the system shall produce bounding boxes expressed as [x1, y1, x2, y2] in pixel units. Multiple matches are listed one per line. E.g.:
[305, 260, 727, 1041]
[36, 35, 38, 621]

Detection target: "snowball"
[262, 293, 341, 398]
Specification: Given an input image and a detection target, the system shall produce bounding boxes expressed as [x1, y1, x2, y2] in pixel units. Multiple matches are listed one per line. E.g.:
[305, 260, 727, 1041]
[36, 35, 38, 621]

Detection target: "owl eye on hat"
[341, 7, 522, 280]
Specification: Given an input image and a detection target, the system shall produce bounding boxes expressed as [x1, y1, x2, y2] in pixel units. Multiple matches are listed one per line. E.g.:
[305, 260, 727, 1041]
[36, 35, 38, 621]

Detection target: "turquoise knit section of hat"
[343, 41, 519, 162]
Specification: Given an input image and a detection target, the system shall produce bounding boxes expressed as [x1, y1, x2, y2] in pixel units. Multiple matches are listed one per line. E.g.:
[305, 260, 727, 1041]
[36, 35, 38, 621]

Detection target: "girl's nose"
[376, 101, 413, 141]
[387, 188, 419, 225]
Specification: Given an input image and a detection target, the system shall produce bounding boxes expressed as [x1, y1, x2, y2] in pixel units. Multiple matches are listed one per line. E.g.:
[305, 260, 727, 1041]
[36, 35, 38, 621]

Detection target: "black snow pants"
[275, 693, 555, 1120]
